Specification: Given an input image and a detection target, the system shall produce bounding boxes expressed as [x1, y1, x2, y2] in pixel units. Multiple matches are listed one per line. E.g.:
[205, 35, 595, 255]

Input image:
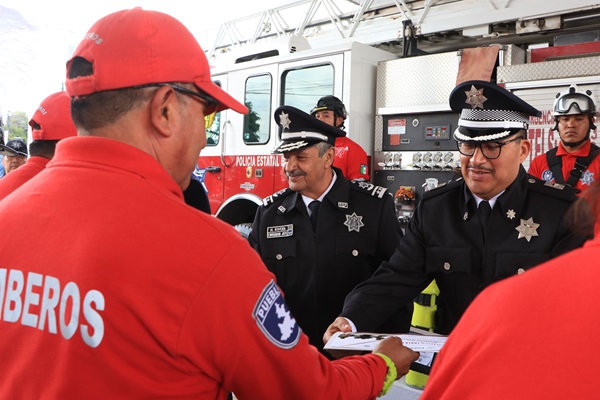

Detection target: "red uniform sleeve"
[336, 137, 370, 181]
[528, 153, 547, 179]
[178, 233, 387, 399]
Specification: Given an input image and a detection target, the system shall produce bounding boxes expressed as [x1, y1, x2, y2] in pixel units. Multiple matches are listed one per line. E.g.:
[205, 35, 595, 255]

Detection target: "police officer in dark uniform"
[249, 105, 412, 356]
[325, 80, 593, 341]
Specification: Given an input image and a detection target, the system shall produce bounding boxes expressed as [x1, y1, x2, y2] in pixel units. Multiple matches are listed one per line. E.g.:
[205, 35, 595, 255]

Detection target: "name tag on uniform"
[267, 224, 294, 239]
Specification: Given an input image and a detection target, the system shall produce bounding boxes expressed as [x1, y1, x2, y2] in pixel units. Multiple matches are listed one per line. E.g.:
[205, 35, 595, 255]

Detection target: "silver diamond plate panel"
[375, 116, 384, 152]
[498, 56, 600, 83]
[376, 52, 460, 109]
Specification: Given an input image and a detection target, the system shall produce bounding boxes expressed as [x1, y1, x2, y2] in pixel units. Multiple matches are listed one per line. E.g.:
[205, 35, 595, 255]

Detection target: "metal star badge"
[278, 111, 291, 130]
[344, 212, 365, 232]
[465, 85, 488, 109]
[506, 209, 516, 220]
[581, 170, 595, 186]
[515, 217, 539, 242]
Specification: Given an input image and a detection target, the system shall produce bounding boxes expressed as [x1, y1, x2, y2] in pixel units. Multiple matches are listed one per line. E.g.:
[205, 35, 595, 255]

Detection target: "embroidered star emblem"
[344, 212, 365, 232]
[515, 217, 540, 242]
[464, 85, 488, 109]
[581, 170, 595, 186]
[358, 181, 371, 189]
[506, 209, 516, 220]
[278, 111, 291, 130]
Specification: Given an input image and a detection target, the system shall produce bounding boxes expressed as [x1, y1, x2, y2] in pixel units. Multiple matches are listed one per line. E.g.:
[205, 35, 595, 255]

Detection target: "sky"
[0, 0, 285, 124]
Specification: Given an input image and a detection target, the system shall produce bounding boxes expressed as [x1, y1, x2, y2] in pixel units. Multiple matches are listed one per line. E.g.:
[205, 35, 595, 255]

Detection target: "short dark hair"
[29, 140, 59, 158]
[68, 57, 162, 131]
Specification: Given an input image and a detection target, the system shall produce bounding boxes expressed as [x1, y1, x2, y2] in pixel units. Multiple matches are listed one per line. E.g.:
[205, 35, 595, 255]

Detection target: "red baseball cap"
[29, 91, 77, 141]
[65, 8, 247, 114]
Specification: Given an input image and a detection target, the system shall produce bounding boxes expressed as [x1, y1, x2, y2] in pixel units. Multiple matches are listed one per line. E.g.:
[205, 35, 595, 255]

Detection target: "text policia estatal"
[0, 268, 105, 348]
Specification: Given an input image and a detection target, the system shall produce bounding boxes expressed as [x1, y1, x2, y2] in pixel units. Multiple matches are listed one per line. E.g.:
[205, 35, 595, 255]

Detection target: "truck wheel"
[234, 223, 253, 239]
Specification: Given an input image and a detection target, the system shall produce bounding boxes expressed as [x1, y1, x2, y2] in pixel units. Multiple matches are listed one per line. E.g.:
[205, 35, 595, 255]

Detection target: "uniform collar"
[279, 167, 349, 215]
[460, 166, 529, 222]
[557, 139, 591, 157]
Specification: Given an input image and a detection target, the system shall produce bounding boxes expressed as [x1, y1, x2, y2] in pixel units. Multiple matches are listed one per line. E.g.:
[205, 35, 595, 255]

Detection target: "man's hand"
[323, 316, 353, 344]
[323, 317, 360, 359]
[373, 337, 420, 378]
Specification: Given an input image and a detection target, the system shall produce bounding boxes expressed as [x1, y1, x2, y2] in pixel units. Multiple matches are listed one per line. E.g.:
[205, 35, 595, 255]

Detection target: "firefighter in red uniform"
[311, 95, 370, 180]
[529, 84, 600, 193]
[0, 91, 77, 201]
[0, 8, 418, 399]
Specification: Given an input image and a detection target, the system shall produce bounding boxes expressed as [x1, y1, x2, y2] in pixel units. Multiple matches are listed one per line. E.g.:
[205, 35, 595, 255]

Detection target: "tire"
[233, 223, 253, 239]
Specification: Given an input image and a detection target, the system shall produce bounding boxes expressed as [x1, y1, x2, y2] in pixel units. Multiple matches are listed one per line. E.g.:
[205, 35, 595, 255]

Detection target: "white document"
[324, 332, 447, 353]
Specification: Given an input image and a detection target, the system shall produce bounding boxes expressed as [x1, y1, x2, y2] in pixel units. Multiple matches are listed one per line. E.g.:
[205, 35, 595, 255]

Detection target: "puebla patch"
[253, 281, 301, 349]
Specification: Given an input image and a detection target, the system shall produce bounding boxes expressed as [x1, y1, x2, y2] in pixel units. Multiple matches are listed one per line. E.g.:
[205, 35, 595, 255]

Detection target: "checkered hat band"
[281, 131, 329, 142]
[460, 109, 530, 128]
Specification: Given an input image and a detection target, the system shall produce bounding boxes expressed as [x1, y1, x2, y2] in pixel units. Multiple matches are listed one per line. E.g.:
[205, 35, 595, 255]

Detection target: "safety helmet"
[552, 84, 597, 116]
[310, 95, 348, 120]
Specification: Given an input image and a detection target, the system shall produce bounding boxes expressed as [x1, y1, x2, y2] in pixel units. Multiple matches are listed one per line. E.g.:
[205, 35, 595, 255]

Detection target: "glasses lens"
[556, 94, 593, 114]
[204, 112, 216, 129]
[481, 143, 501, 159]
[458, 142, 475, 156]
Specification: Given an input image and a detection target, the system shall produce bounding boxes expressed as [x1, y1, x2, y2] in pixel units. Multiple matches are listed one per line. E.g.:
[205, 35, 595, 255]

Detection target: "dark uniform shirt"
[342, 166, 592, 335]
[249, 168, 412, 354]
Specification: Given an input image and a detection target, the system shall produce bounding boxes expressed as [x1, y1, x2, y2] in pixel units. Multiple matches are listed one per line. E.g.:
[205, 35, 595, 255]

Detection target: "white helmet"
[552, 84, 596, 116]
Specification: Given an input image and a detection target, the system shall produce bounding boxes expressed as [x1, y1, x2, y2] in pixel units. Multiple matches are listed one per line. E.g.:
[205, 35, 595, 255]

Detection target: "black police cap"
[449, 80, 541, 142]
[273, 105, 345, 154]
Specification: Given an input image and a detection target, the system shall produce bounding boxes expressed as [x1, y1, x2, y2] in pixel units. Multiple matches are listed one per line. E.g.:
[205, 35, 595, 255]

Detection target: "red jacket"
[529, 140, 600, 193]
[0, 136, 388, 399]
[334, 136, 370, 180]
[0, 156, 49, 201]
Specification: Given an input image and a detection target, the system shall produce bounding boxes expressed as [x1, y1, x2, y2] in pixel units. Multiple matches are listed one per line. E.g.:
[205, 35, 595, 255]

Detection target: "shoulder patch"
[263, 188, 293, 206]
[526, 176, 577, 201]
[351, 180, 389, 198]
[422, 178, 461, 200]
[253, 280, 301, 349]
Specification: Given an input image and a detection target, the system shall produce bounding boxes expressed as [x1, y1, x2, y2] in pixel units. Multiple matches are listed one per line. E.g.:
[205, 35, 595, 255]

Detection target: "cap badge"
[465, 85, 488, 109]
[344, 212, 364, 232]
[506, 209, 516, 220]
[279, 111, 291, 130]
[515, 217, 539, 242]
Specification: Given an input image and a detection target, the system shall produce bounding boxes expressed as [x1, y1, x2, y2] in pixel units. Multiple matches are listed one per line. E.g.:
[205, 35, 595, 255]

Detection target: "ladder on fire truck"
[204, 0, 600, 61]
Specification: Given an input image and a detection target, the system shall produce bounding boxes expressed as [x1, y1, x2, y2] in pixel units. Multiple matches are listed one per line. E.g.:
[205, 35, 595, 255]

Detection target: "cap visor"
[196, 80, 248, 114]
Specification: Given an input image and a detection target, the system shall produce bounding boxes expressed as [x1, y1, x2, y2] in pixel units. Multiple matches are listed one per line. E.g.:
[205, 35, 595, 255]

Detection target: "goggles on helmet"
[553, 92, 596, 116]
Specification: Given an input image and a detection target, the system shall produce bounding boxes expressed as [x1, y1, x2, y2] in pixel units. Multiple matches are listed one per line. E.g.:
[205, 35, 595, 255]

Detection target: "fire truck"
[197, 0, 600, 233]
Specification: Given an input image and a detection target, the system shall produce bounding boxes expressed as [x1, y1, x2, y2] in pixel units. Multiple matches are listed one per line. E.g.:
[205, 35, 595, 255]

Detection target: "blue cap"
[0, 139, 28, 157]
[273, 105, 344, 153]
[449, 80, 541, 142]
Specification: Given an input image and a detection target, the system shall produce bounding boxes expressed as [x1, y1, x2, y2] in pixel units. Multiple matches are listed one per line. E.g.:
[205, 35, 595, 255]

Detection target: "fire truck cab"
[199, 38, 395, 233]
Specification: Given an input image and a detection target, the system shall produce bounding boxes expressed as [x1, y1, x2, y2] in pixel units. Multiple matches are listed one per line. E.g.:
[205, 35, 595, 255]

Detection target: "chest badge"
[515, 217, 539, 242]
[344, 212, 365, 232]
[506, 209, 516, 220]
[581, 170, 595, 186]
[463, 212, 469, 221]
[267, 224, 294, 239]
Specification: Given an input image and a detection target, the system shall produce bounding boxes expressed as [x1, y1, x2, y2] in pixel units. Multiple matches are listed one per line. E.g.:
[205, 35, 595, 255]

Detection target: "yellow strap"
[375, 353, 397, 397]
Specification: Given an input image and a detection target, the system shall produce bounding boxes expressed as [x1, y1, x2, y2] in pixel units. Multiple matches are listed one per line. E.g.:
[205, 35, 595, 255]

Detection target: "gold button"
[443, 262, 451, 271]
[352, 250, 359, 256]
[276, 254, 282, 260]
[517, 268, 525, 274]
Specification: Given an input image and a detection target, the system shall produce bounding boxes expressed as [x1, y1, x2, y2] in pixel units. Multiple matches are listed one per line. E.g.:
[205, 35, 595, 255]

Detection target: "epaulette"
[526, 176, 578, 201]
[262, 188, 293, 207]
[350, 180, 389, 199]
[422, 178, 462, 200]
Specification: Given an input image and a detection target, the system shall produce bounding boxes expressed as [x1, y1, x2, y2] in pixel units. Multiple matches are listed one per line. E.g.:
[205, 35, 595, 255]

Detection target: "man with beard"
[529, 84, 600, 193]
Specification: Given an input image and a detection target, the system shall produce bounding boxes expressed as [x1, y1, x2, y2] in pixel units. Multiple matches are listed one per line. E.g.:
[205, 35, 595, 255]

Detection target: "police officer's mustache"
[467, 165, 494, 173]
[286, 170, 306, 178]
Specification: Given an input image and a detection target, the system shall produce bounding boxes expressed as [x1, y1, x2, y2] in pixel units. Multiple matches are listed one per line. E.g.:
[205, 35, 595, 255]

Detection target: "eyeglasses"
[555, 93, 595, 114]
[457, 136, 523, 159]
[134, 83, 219, 129]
